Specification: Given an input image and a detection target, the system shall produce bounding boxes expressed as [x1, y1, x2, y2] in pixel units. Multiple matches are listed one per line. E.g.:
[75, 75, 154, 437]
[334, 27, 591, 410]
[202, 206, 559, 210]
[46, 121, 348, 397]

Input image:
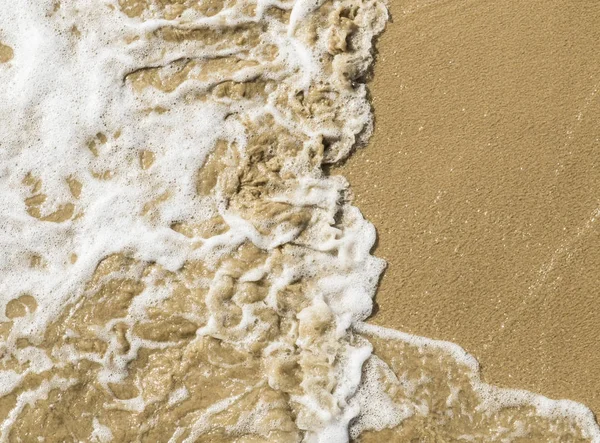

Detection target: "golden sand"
[0, 42, 13, 63]
[341, 0, 600, 415]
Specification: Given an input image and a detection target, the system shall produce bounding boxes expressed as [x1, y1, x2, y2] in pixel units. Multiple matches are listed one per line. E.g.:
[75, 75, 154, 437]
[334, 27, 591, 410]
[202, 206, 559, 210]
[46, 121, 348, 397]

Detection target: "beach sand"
[340, 0, 600, 415]
[2, 0, 600, 439]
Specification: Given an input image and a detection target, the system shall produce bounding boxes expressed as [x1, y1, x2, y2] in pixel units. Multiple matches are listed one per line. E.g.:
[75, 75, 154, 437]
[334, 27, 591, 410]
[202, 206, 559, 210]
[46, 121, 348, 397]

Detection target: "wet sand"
[340, 0, 600, 415]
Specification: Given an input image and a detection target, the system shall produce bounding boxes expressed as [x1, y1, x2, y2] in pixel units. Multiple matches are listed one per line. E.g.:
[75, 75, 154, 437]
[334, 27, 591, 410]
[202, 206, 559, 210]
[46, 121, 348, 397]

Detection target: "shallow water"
[0, 0, 598, 441]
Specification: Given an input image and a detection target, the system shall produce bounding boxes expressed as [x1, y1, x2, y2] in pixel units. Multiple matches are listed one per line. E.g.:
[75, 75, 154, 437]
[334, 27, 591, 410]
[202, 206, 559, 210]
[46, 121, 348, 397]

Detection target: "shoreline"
[340, 0, 600, 416]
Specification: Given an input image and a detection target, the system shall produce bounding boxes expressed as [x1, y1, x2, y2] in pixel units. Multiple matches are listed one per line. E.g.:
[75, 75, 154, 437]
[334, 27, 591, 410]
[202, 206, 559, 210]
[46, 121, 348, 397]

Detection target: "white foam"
[0, 0, 224, 337]
[91, 418, 114, 443]
[0, 0, 385, 432]
[353, 322, 600, 442]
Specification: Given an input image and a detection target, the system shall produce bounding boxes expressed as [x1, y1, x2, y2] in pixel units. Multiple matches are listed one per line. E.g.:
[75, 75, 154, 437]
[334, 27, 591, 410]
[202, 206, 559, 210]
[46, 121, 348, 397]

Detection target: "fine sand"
[340, 0, 600, 415]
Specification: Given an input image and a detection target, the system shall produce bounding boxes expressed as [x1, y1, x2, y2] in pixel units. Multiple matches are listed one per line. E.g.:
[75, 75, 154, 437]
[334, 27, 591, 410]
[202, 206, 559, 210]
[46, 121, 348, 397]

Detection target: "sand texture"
[341, 0, 600, 415]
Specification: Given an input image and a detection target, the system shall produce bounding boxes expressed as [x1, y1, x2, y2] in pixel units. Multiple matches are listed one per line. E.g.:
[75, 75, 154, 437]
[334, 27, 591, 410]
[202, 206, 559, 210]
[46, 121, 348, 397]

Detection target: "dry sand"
[339, 0, 600, 415]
